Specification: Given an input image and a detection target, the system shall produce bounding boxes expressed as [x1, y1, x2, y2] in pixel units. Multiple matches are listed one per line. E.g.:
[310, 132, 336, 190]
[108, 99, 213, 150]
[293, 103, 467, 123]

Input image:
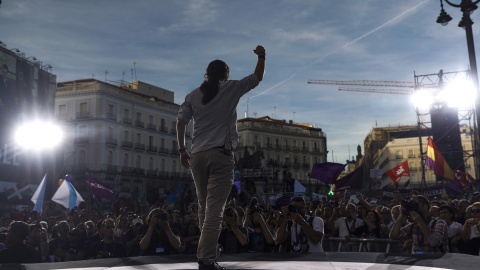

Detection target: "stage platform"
[2, 252, 479, 270]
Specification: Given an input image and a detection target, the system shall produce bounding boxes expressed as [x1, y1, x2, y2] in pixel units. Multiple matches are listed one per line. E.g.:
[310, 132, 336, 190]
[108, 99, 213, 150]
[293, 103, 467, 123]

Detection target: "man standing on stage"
[177, 45, 265, 270]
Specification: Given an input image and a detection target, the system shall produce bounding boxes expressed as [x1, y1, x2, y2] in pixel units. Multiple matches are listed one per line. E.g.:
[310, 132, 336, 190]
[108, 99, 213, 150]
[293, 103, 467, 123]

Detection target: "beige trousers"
[190, 148, 234, 262]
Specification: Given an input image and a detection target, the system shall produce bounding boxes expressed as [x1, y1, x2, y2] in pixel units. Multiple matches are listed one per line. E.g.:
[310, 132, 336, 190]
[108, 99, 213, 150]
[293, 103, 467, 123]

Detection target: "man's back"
[0, 242, 41, 264]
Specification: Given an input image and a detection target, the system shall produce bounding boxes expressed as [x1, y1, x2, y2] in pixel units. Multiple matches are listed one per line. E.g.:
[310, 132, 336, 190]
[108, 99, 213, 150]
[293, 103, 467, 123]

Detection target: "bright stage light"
[14, 121, 64, 150]
[437, 77, 476, 109]
[411, 89, 434, 112]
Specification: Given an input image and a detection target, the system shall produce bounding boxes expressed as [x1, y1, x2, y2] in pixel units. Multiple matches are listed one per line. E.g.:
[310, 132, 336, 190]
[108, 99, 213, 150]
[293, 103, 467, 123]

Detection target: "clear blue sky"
[0, 0, 477, 164]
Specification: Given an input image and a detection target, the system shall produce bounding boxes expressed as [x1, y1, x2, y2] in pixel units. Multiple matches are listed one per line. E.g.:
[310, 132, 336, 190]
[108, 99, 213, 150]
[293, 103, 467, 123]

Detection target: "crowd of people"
[1, 188, 480, 264]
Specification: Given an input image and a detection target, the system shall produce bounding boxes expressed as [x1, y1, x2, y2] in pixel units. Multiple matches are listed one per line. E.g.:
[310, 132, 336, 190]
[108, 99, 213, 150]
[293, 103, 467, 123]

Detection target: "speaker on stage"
[430, 103, 465, 182]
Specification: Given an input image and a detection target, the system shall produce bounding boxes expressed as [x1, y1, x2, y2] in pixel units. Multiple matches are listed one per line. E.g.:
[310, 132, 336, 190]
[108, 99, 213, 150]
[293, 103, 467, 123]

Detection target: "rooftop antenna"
[253, 112, 257, 118]
[92, 73, 95, 79]
[131, 68, 134, 83]
[122, 71, 125, 82]
[105, 70, 109, 82]
[133, 62, 138, 81]
[274, 106, 277, 119]
[246, 97, 249, 117]
[293, 112, 295, 123]
[348, 145, 350, 161]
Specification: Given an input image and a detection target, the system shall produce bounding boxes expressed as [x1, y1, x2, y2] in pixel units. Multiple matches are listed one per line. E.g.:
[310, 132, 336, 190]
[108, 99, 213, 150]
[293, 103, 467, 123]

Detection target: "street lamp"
[41, 64, 53, 72]
[437, 0, 480, 179]
[437, 0, 480, 127]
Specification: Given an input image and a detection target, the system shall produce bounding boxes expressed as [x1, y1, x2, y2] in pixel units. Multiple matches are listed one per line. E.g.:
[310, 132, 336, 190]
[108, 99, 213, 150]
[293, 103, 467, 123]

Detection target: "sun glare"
[411, 89, 434, 112]
[14, 121, 64, 150]
[437, 78, 476, 109]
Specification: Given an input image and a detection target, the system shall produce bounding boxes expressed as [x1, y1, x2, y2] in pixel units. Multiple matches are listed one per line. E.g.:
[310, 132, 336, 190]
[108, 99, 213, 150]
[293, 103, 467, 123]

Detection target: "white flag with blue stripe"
[51, 179, 84, 209]
[31, 172, 48, 213]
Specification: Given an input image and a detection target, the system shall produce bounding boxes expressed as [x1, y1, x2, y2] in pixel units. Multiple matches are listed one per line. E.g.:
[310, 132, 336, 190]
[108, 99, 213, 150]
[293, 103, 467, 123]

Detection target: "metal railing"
[322, 237, 403, 253]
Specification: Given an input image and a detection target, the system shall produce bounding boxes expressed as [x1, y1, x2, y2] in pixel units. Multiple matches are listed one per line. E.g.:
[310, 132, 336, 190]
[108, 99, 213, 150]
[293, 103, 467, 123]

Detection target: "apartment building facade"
[54, 79, 192, 203]
[372, 125, 475, 189]
[235, 116, 328, 194]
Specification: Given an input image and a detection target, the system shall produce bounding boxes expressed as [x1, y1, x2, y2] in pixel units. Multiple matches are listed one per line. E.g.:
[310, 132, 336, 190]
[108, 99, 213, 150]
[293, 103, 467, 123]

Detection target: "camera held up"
[401, 199, 419, 217]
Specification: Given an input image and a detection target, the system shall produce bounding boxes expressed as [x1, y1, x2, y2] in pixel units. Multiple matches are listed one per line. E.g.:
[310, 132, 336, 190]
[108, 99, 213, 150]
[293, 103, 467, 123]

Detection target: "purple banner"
[86, 174, 115, 201]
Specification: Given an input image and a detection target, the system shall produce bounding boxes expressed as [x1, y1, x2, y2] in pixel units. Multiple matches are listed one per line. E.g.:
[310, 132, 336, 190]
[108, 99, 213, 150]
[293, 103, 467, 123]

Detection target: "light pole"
[437, 0, 480, 179]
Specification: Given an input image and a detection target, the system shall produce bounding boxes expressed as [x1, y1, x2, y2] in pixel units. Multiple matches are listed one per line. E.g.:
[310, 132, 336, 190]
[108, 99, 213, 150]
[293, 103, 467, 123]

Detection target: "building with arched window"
[55, 79, 193, 205]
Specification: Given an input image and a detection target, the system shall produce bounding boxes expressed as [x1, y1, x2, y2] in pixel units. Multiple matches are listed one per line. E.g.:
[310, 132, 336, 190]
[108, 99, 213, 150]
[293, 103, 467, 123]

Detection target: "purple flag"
[310, 162, 346, 184]
[86, 174, 115, 201]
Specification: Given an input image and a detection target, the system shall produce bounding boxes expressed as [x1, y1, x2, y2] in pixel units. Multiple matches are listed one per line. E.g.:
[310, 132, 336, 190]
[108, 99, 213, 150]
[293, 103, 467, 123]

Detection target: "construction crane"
[307, 70, 468, 95]
[307, 79, 415, 88]
[338, 87, 412, 95]
[307, 79, 418, 95]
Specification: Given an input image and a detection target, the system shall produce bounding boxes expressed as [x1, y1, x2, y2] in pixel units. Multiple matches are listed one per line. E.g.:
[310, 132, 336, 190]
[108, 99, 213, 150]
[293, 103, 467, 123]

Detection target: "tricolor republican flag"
[51, 179, 84, 209]
[426, 138, 455, 180]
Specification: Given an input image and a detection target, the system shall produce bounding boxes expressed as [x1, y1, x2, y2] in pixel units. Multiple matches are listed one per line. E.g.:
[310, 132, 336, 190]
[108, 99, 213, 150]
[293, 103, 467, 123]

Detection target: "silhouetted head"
[200, 60, 229, 105]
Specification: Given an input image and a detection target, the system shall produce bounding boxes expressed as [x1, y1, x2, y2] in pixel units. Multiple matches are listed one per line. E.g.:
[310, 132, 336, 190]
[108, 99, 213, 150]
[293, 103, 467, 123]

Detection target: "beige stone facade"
[54, 79, 193, 203]
[235, 116, 328, 194]
[372, 125, 475, 189]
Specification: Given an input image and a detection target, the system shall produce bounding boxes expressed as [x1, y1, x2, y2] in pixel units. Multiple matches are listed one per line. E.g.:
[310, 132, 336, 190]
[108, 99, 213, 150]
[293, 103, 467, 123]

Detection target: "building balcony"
[146, 169, 157, 177]
[171, 149, 180, 156]
[74, 137, 89, 144]
[159, 171, 169, 178]
[275, 144, 282, 150]
[147, 123, 157, 131]
[159, 147, 170, 155]
[135, 120, 144, 128]
[74, 163, 88, 173]
[312, 148, 320, 153]
[283, 145, 290, 150]
[181, 172, 192, 180]
[105, 164, 118, 173]
[122, 117, 132, 125]
[121, 166, 134, 174]
[291, 146, 299, 151]
[253, 142, 262, 147]
[134, 143, 145, 151]
[302, 163, 310, 169]
[105, 137, 117, 146]
[106, 113, 117, 121]
[265, 143, 273, 149]
[408, 154, 416, 158]
[170, 172, 181, 179]
[293, 162, 300, 169]
[302, 147, 308, 152]
[170, 128, 177, 135]
[159, 126, 168, 133]
[76, 112, 91, 119]
[56, 113, 69, 121]
[147, 145, 157, 153]
[395, 155, 403, 160]
[134, 168, 145, 175]
[121, 141, 133, 149]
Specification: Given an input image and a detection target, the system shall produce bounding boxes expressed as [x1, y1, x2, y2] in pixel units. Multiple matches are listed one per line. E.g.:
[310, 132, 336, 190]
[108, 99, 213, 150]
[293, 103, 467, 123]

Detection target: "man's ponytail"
[200, 60, 229, 105]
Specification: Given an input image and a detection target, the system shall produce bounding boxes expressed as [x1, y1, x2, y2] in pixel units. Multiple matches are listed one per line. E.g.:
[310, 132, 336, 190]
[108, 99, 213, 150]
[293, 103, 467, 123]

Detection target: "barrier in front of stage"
[323, 237, 404, 253]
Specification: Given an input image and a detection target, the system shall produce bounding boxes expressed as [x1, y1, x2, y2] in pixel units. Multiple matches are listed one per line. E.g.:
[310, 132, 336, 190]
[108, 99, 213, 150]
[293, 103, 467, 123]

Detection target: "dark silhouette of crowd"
[1, 188, 480, 264]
